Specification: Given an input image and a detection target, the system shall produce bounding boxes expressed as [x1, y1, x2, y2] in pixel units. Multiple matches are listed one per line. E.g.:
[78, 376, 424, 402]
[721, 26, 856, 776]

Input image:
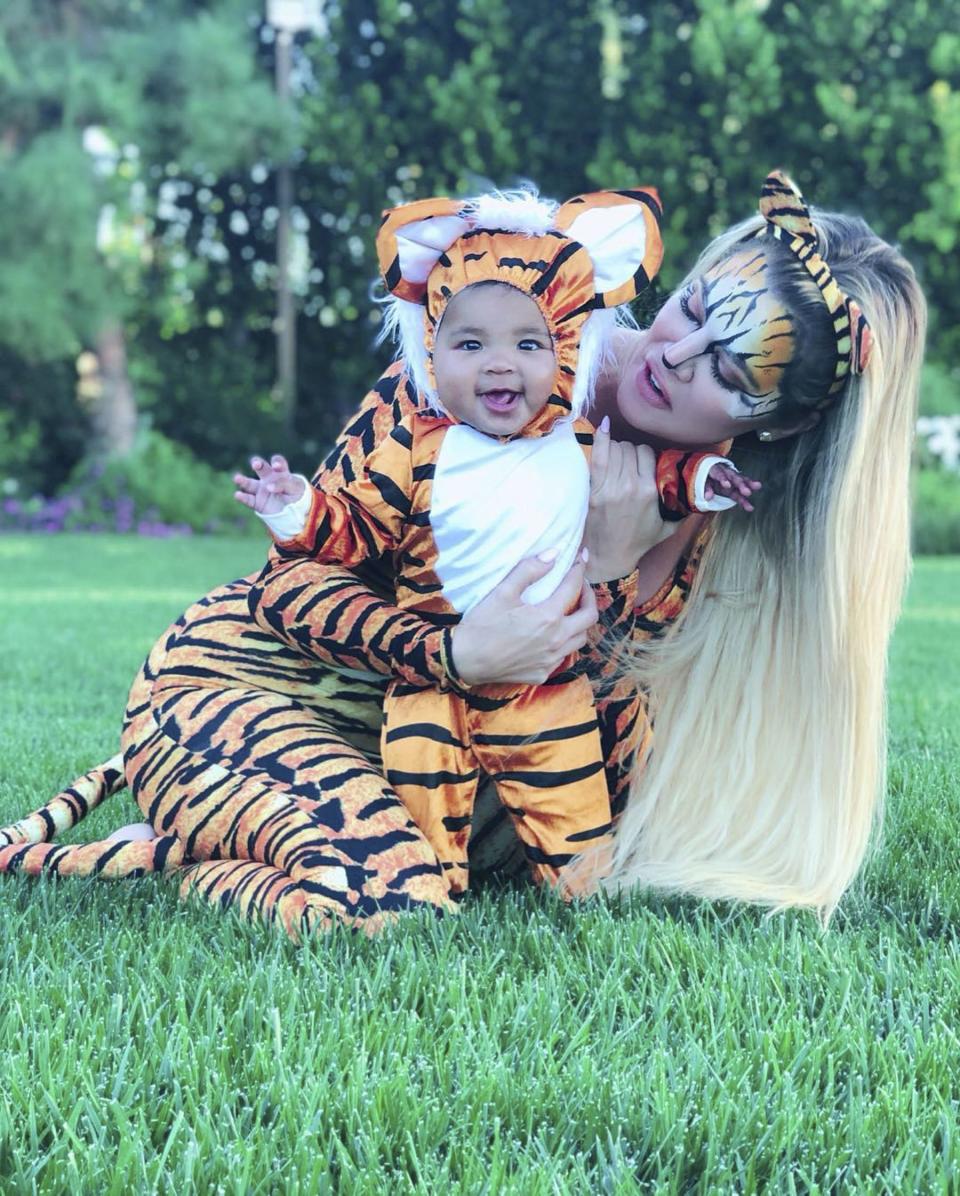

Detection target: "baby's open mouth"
[480, 389, 521, 412]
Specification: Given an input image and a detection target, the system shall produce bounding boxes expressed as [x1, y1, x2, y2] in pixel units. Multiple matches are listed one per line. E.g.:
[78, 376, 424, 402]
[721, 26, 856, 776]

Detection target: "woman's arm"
[579, 419, 710, 680]
[582, 418, 677, 585]
[634, 514, 707, 608]
[253, 549, 601, 691]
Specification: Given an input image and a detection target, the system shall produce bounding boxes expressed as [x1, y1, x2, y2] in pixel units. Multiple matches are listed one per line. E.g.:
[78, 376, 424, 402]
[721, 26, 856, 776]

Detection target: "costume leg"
[123, 680, 455, 938]
[128, 579, 457, 938]
[381, 684, 479, 895]
[1, 578, 455, 941]
[470, 677, 612, 893]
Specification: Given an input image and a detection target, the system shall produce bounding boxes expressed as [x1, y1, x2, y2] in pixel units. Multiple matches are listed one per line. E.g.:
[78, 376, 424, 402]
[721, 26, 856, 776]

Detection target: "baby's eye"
[455, 339, 482, 351]
[519, 338, 548, 351]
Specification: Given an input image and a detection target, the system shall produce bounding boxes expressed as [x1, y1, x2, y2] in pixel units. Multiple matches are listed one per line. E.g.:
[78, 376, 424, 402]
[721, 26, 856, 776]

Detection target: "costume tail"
[0, 753, 186, 878]
[0, 753, 127, 847]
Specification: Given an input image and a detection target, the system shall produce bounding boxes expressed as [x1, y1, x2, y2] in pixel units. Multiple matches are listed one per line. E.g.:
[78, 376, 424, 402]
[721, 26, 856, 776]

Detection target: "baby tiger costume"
[271, 189, 668, 894]
[269, 191, 732, 894]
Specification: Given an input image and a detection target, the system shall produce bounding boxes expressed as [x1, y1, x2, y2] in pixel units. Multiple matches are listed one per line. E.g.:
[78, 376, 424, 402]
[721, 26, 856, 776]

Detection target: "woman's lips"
[480, 389, 521, 412]
[635, 360, 672, 410]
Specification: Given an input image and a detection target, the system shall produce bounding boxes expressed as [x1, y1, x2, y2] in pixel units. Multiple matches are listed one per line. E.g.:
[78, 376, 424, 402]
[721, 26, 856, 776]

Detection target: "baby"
[237, 189, 752, 896]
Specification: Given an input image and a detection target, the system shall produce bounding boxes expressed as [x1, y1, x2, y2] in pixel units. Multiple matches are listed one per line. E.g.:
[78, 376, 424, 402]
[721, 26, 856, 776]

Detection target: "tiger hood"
[375, 187, 664, 429]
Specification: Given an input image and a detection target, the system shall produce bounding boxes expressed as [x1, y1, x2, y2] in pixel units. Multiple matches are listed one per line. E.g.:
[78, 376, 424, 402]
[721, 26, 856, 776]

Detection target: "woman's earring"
[757, 430, 773, 442]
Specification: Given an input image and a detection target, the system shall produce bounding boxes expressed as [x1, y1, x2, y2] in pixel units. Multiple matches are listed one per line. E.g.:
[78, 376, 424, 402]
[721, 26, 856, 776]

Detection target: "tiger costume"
[0, 369, 704, 940]
[264, 190, 729, 895]
[0, 195, 708, 938]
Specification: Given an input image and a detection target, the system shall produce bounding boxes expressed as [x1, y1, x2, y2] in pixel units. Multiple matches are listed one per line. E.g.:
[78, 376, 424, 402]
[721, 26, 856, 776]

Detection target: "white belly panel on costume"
[430, 420, 590, 614]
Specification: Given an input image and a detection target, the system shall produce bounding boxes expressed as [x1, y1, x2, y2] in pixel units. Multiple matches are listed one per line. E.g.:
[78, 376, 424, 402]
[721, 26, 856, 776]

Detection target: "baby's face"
[432, 285, 557, 437]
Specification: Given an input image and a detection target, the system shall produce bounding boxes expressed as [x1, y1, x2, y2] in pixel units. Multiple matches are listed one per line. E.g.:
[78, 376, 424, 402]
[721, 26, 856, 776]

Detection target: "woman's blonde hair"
[583, 210, 926, 920]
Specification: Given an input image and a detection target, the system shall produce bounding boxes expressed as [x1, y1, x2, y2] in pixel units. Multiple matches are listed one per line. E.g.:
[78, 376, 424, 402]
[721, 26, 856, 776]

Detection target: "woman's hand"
[584, 417, 675, 583]
[450, 552, 598, 686]
[234, 453, 305, 516]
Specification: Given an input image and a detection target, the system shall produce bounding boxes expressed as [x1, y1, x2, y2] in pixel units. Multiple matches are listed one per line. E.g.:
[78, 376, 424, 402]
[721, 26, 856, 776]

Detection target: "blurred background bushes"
[0, 0, 958, 546]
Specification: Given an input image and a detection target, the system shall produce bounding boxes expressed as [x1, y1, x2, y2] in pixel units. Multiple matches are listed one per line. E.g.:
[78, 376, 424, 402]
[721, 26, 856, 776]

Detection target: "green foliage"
[63, 428, 250, 532]
[104, 4, 293, 173]
[912, 467, 960, 554]
[0, 132, 111, 360]
[0, 347, 89, 493]
[0, 0, 292, 449]
[2, 1, 958, 495]
[919, 360, 960, 416]
[0, 408, 40, 487]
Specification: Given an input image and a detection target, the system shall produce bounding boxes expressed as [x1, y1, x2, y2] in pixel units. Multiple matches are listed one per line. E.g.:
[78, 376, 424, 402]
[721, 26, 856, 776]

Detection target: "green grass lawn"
[1, 535, 958, 1194]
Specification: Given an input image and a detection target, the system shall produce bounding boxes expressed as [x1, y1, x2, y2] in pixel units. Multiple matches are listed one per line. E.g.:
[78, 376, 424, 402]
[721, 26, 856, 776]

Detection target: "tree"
[0, 0, 289, 481]
[2, 0, 956, 494]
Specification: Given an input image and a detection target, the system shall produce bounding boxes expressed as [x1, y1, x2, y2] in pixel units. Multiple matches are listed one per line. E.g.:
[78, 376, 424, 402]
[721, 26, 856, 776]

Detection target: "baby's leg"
[472, 678, 612, 894]
[381, 684, 479, 896]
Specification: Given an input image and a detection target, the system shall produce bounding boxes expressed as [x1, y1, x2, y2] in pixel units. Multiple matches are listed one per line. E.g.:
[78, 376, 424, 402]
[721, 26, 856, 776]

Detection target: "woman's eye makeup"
[679, 284, 700, 324]
[709, 354, 758, 408]
[678, 280, 758, 406]
[709, 355, 739, 394]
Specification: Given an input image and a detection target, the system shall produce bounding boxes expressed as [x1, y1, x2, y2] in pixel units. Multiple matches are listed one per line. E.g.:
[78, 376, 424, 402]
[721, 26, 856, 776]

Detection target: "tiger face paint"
[677, 249, 796, 418]
[613, 247, 797, 447]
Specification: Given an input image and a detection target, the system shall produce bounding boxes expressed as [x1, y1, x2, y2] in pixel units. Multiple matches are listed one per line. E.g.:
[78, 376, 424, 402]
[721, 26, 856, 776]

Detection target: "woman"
[0, 172, 925, 937]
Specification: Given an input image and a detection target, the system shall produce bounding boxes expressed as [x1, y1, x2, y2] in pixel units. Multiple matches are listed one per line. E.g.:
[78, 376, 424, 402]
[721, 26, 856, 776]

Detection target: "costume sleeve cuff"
[692, 456, 737, 512]
[257, 476, 314, 540]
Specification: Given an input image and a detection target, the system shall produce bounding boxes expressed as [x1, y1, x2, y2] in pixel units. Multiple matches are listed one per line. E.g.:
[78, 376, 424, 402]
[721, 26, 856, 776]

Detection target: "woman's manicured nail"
[599, 415, 610, 433]
[581, 547, 590, 563]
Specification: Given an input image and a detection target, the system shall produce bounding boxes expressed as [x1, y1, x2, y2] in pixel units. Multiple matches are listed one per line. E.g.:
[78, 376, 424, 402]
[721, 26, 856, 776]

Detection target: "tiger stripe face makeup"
[674, 248, 797, 420]
[614, 246, 797, 446]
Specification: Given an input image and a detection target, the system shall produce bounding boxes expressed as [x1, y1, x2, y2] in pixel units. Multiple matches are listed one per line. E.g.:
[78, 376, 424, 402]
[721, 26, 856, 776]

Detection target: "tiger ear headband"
[753, 170, 873, 405]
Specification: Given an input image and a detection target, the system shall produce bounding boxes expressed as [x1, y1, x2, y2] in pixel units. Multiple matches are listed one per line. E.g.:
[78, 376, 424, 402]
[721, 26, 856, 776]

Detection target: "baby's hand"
[233, 454, 306, 515]
[704, 462, 761, 513]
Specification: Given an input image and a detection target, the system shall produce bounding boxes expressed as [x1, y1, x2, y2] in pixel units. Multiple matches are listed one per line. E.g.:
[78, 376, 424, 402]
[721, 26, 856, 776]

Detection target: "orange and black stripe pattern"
[271, 395, 619, 895]
[755, 171, 872, 403]
[0, 365, 696, 939]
